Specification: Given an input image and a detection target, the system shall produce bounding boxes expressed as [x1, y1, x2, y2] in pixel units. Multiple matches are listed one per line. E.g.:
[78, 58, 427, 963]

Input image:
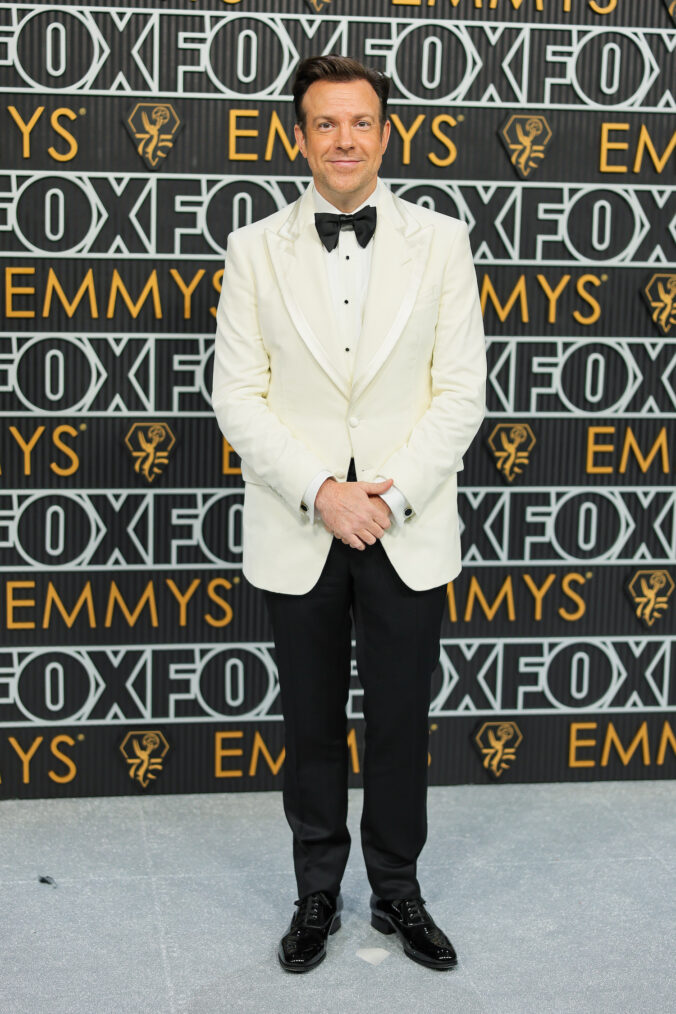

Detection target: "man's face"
[294, 78, 390, 213]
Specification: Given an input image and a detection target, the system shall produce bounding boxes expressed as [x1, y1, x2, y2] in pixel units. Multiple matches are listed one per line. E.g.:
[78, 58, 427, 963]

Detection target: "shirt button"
[344, 299, 349, 304]
[404, 508, 413, 517]
[349, 416, 359, 428]
[301, 503, 308, 512]
[344, 347, 350, 352]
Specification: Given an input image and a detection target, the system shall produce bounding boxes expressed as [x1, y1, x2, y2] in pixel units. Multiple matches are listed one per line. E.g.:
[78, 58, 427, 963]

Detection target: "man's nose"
[335, 125, 354, 149]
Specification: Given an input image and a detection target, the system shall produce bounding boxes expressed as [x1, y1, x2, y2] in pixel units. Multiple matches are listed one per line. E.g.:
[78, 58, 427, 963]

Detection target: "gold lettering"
[5, 266, 36, 318]
[106, 270, 161, 319]
[586, 426, 615, 474]
[656, 722, 676, 765]
[169, 268, 205, 319]
[569, 722, 597, 768]
[229, 109, 259, 161]
[464, 576, 515, 622]
[214, 730, 244, 777]
[536, 274, 570, 324]
[9, 736, 43, 783]
[633, 125, 676, 174]
[7, 106, 44, 158]
[599, 122, 629, 173]
[165, 578, 201, 626]
[347, 728, 360, 774]
[6, 581, 36, 629]
[9, 425, 44, 475]
[559, 573, 586, 622]
[601, 721, 650, 767]
[104, 581, 159, 628]
[389, 113, 426, 166]
[210, 269, 223, 320]
[248, 731, 285, 776]
[521, 573, 556, 621]
[264, 110, 299, 162]
[42, 582, 96, 629]
[619, 427, 670, 475]
[480, 274, 529, 323]
[574, 274, 602, 326]
[51, 425, 79, 477]
[589, 0, 618, 15]
[446, 581, 457, 623]
[48, 108, 78, 162]
[222, 438, 242, 475]
[42, 267, 98, 319]
[428, 114, 457, 168]
[205, 578, 233, 628]
[49, 735, 77, 783]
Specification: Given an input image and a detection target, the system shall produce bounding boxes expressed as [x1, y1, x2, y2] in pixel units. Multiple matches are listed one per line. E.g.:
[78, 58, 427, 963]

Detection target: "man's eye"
[357, 120, 372, 128]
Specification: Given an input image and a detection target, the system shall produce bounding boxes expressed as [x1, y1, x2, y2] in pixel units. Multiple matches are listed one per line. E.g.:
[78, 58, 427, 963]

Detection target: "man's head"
[292, 56, 391, 213]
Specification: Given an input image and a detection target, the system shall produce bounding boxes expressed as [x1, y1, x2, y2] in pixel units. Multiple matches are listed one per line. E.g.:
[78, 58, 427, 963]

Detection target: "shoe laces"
[295, 891, 329, 926]
[400, 897, 427, 924]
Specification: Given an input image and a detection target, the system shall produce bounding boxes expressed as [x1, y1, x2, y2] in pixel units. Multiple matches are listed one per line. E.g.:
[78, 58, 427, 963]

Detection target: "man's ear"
[294, 123, 307, 158]
[380, 118, 391, 154]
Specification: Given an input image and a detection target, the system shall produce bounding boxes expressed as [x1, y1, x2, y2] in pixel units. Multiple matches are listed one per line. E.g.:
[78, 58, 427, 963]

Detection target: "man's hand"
[315, 477, 393, 550]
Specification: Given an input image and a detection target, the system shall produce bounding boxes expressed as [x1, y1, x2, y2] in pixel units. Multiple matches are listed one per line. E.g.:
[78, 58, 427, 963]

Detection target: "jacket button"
[300, 503, 308, 512]
[348, 416, 359, 428]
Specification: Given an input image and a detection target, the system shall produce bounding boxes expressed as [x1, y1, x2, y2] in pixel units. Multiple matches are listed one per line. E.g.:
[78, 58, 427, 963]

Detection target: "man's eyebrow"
[311, 112, 375, 123]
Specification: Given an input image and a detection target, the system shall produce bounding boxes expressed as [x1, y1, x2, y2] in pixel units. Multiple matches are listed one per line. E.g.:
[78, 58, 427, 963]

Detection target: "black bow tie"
[314, 206, 377, 252]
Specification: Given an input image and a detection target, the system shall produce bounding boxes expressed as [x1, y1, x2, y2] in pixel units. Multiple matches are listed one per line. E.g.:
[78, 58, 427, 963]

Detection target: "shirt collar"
[312, 178, 384, 216]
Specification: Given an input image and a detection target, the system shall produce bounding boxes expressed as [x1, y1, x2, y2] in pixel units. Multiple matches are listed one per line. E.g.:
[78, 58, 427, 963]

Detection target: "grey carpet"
[2, 781, 674, 1014]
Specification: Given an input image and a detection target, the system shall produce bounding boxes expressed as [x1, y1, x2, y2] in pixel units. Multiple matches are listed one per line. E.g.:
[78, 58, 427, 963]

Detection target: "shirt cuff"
[379, 484, 413, 527]
[301, 469, 334, 523]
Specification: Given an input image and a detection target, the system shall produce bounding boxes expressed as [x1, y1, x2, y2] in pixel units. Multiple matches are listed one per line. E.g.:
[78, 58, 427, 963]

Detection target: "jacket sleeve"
[377, 221, 486, 515]
[211, 230, 328, 512]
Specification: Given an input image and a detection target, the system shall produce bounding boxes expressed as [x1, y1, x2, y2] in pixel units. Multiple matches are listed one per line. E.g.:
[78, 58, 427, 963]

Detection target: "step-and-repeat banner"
[0, 0, 674, 796]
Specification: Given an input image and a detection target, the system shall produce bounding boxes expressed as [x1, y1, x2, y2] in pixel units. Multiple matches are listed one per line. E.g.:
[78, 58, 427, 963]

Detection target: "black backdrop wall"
[0, 0, 674, 797]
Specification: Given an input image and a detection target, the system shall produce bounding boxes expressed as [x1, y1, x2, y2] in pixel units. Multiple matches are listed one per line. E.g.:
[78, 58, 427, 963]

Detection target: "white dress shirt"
[301, 181, 411, 527]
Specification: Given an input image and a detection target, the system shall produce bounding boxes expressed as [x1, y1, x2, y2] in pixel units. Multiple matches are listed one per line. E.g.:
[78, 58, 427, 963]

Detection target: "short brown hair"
[292, 55, 390, 131]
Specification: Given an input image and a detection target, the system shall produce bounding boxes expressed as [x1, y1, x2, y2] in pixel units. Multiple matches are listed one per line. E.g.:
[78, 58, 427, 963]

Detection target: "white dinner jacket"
[212, 182, 486, 594]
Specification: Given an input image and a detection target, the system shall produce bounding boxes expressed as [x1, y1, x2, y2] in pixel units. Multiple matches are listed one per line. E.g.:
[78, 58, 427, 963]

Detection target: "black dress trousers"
[264, 505, 447, 901]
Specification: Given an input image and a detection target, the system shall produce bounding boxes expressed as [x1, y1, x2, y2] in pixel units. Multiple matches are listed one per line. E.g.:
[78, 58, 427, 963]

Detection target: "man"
[212, 55, 486, 973]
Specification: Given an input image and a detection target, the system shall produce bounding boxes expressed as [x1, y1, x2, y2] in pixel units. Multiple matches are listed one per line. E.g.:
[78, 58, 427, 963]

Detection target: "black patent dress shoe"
[278, 891, 343, 973]
[370, 894, 458, 970]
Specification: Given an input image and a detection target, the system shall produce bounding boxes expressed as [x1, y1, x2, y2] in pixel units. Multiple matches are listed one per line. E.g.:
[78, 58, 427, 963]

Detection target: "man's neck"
[314, 179, 378, 214]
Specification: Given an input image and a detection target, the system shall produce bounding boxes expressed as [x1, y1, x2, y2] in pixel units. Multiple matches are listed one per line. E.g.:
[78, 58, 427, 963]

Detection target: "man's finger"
[359, 478, 394, 495]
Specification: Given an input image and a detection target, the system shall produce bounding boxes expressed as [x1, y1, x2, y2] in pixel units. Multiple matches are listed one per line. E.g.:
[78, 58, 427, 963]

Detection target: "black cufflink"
[301, 503, 308, 512]
[404, 508, 413, 517]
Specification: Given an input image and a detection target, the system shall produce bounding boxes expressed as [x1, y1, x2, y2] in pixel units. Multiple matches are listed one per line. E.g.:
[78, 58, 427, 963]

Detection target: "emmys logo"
[125, 422, 176, 483]
[626, 570, 674, 628]
[665, 1, 676, 25]
[125, 103, 181, 169]
[643, 274, 676, 335]
[473, 722, 523, 779]
[303, 0, 332, 10]
[119, 731, 170, 788]
[487, 423, 536, 483]
[499, 114, 552, 179]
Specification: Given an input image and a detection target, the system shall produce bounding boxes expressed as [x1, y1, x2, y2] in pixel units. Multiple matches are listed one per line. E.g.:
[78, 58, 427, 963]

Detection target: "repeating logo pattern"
[626, 570, 675, 628]
[499, 114, 552, 179]
[472, 721, 523, 779]
[487, 423, 536, 483]
[643, 274, 676, 336]
[1, 2, 674, 797]
[124, 423, 176, 482]
[125, 103, 182, 169]
[119, 730, 170, 788]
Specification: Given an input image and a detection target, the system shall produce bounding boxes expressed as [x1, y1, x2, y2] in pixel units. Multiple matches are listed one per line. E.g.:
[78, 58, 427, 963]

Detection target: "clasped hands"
[315, 477, 393, 550]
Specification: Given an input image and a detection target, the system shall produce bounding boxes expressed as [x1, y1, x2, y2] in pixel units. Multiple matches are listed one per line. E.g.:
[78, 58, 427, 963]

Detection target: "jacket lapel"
[351, 188, 433, 401]
[265, 187, 350, 398]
